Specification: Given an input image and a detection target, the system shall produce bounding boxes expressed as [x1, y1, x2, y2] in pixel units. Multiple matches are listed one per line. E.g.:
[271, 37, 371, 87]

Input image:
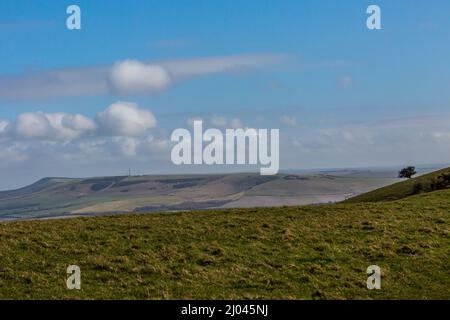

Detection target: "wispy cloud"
[148, 38, 194, 49]
[336, 75, 353, 89]
[418, 21, 439, 32]
[289, 115, 450, 167]
[0, 54, 286, 101]
[0, 19, 55, 32]
[280, 115, 297, 127]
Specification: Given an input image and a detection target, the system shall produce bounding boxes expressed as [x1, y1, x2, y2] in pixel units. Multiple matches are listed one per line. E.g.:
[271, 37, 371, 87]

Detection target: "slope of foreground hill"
[345, 167, 450, 203]
[0, 188, 448, 299]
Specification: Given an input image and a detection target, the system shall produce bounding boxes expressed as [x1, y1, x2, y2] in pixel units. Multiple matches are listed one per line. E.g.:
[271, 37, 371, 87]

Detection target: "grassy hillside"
[345, 167, 450, 203]
[0, 189, 448, 299]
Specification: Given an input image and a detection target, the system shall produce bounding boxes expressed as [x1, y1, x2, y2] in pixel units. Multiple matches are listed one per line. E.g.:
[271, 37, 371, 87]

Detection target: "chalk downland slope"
[345, 167, 450, 203]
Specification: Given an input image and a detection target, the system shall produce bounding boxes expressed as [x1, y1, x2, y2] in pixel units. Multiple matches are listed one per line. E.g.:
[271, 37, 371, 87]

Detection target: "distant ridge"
[0, 171, 397, 220]
[0, 177, 76, 199]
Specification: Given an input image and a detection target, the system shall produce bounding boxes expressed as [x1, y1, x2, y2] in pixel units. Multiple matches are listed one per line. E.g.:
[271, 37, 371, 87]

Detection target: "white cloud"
[61, 113, 97, 132]
[143, 135, 170, 153]
[14, 112, 96, 140]
[186, 117, 203, 128]
[280, 115, 297, 127]
[230, 118, 244, 129]
[210, 115, 228, 128]
[109, 60, 171, 95]
[0, 118, 10, 134]
[15, 112, 50, 139]
[4, 101, 155, 142]
[76, 139, 108, 158]
[96, 102, 156, 137]
[47, 113, 96, 140]
[279, 115, 450, 170]
[208, 116, 245, 129]
[290, 116, 450, 156]
[432, 132, 450, 139]
[113, 137, 139, 156]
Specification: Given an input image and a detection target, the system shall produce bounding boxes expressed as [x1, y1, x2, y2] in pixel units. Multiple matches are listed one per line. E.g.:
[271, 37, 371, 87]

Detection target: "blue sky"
[0, 0, 450, 189]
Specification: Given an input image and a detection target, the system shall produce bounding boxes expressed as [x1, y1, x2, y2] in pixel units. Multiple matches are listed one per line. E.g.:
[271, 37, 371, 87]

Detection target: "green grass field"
[0, 186, 448, 299]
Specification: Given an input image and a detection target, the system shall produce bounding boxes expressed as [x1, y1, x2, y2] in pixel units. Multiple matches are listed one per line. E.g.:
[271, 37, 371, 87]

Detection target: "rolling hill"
[0, 170, 398, 220]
